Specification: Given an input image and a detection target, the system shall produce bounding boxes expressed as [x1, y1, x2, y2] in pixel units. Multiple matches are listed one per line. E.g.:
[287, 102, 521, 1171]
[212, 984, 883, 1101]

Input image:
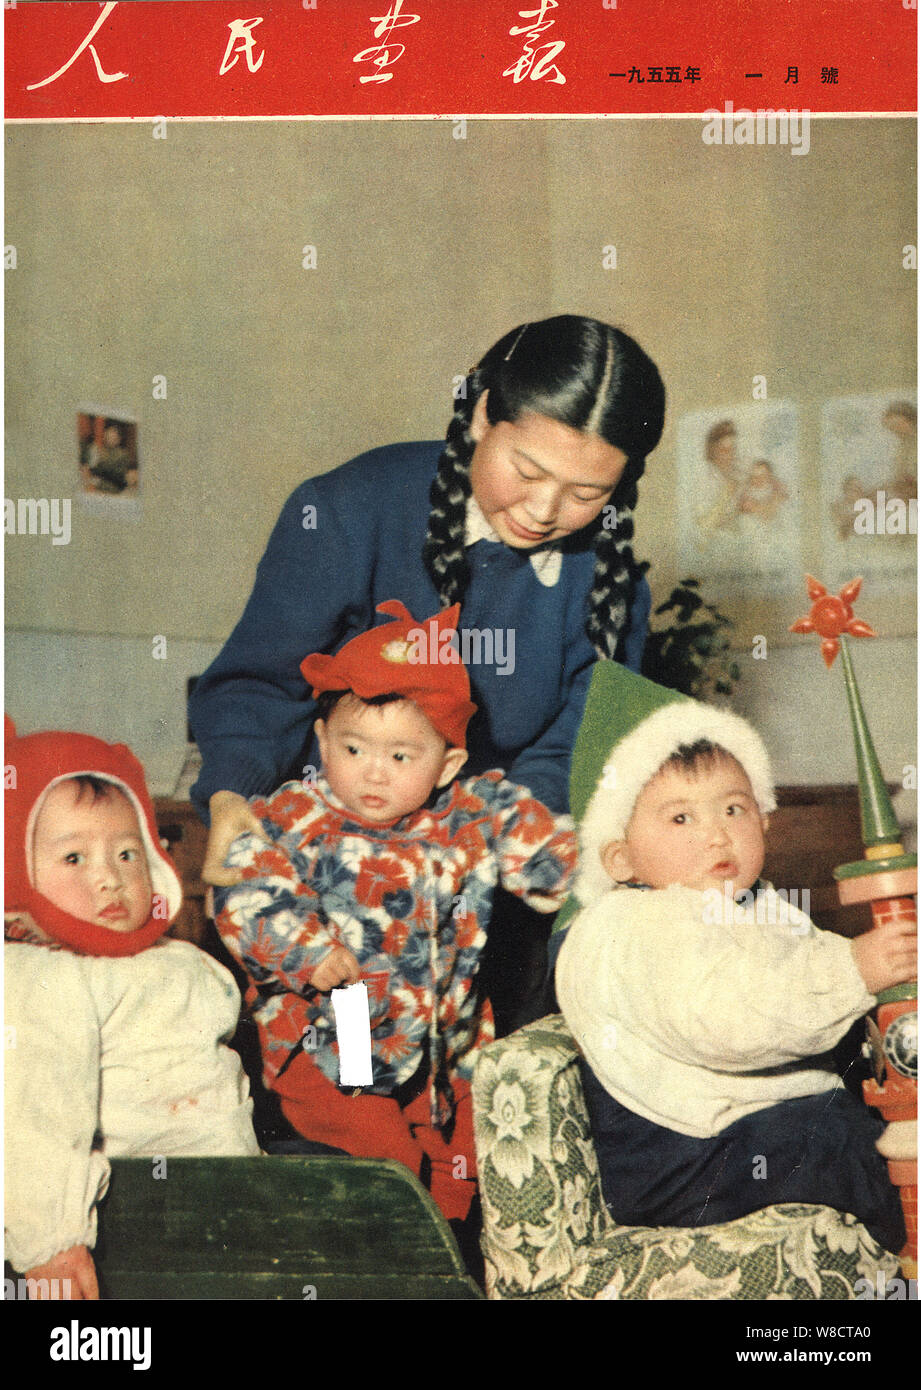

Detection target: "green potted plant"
[641, 578, 740, 700]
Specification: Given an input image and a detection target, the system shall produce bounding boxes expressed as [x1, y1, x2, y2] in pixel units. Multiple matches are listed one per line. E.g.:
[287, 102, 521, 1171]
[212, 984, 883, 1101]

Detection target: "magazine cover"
[3, 0, 917, 1363]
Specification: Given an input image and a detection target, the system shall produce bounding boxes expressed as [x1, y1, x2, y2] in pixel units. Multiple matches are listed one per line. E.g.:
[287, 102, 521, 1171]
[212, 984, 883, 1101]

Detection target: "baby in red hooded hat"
[4, 718, 259, 1300]
[212, 602, 577, 1228]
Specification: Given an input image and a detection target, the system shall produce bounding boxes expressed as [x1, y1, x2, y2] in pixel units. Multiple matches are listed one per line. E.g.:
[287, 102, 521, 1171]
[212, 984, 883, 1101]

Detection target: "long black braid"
[422, 315, 666, 660]
[421, 389, 477, 609]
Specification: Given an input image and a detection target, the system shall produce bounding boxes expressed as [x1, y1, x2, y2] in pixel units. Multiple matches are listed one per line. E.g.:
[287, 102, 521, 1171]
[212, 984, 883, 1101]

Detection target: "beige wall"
[6, 118, 915, 635]
[4, 117, 916, 792]
[541, 118, 915, 634]
[5, 119, 556, 640]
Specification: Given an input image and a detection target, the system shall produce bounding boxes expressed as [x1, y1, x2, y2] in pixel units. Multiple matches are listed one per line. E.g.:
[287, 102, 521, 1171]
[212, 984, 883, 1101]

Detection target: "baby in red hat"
[212, 601, 577, 1229]
[4, 718, 259, 1300]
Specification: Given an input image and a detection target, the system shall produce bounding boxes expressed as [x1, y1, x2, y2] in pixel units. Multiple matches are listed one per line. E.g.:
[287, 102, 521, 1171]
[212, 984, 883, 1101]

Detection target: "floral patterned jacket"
[214, 773, 576, 1126]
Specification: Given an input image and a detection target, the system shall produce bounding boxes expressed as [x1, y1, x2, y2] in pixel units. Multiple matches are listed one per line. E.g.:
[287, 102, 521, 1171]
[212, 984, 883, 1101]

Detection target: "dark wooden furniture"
[154, 798, 210, 944]
[763, 785, 878, 938]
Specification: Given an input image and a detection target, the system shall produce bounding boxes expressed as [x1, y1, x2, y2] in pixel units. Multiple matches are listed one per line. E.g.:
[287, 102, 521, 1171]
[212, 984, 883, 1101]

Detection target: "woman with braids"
[189, 315, 664, 1026]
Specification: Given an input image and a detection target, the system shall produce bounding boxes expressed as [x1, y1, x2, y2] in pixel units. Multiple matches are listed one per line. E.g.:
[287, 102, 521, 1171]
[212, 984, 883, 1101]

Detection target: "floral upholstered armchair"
[472, 1014, 901, 1300]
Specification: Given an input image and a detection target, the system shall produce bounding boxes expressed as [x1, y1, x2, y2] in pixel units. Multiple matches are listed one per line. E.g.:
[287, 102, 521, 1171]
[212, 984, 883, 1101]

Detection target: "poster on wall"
[676, 400, 802, 592]
[820, 392, 917, 591]
[3, 0, 916, 1359]
[77, 407, 141, 515]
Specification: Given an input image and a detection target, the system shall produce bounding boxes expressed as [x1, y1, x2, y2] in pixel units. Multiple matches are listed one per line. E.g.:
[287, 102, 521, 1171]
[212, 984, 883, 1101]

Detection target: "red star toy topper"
[789, 576, 877, 668]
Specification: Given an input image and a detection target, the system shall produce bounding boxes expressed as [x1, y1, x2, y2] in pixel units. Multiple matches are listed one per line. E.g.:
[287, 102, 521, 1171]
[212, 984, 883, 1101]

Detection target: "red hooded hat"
[4, 716, 183, 957]
[300, 600, 478, 749]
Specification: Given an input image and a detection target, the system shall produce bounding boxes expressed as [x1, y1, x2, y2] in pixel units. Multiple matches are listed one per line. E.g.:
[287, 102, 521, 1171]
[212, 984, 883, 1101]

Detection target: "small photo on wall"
[676, 401, 802, 593]
[820, 393, 916, 593]
[77, 408, 140, 515]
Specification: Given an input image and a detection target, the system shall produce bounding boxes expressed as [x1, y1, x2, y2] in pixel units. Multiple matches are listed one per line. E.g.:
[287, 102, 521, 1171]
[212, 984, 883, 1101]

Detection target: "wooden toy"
[791, 576, 917, 1273]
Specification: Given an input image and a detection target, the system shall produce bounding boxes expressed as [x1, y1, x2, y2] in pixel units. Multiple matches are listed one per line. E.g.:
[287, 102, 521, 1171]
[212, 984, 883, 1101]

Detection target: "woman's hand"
[311, 945, 362, 993]
[25, 1244, 99, 1300]
[201, 790, 268, 887]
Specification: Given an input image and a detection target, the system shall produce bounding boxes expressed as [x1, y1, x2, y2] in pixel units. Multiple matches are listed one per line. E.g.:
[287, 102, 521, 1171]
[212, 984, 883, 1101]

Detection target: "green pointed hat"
[572, 662, 776, 907]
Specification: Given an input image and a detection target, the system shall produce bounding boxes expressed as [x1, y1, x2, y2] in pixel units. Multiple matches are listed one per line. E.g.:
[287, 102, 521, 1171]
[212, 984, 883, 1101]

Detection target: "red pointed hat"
[4, 715, 182, 957]
[300, 601, 478, 749]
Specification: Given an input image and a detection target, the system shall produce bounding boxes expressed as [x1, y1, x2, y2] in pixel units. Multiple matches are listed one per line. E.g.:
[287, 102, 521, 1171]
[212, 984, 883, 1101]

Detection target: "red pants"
[274, 1051, 478, 1223]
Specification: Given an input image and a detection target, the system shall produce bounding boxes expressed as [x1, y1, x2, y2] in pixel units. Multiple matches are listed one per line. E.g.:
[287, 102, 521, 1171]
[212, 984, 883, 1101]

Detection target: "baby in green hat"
[555, 663, 912, 1254]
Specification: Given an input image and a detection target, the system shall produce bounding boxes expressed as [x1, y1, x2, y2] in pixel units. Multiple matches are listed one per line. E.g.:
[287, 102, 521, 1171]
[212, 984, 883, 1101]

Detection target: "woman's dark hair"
[422, 316, 666, 660]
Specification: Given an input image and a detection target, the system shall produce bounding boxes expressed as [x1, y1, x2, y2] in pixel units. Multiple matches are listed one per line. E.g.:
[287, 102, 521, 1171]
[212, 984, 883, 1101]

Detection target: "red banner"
[4, 0, 917, 121]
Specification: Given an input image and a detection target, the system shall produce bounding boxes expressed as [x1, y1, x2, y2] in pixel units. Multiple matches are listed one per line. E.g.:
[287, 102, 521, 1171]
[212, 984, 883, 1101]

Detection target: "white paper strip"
[331, 981, 373, 1086]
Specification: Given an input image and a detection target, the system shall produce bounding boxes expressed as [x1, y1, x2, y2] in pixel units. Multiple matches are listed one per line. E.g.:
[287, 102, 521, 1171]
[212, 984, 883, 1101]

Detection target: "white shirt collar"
[465, 495, 562, 588]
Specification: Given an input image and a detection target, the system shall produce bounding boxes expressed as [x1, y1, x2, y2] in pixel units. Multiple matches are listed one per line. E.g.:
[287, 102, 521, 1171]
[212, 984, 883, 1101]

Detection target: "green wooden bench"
[91, 1156, 483, 1300]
